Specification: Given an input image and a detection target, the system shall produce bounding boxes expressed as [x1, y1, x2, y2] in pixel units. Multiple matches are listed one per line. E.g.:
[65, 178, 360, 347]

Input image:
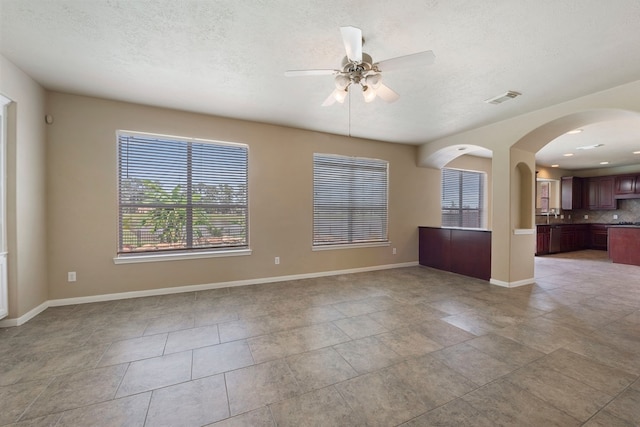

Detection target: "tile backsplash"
[536, 198, 640, 225]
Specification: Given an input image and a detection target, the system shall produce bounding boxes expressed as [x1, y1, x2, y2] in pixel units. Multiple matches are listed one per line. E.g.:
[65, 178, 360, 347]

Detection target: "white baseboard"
[490, 277, 535, 288]
[0, 301, 49, 327]
[1, 261, 419, 327]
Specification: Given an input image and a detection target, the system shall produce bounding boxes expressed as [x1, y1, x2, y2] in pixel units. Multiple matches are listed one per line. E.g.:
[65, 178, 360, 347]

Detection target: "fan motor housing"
[341, 53, 374, 83]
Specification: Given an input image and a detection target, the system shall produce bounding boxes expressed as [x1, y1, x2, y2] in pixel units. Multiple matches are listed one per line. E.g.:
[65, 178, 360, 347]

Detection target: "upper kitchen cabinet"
[561, 176, 584, 210]
[588, 176, 616, 210]
[615, 174, 640, 198]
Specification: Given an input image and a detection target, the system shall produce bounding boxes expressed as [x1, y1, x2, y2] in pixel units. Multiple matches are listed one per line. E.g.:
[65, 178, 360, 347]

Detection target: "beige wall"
[0, 55, 49, 318]
[46, 92, 435, 300]
[535, 165, 570, 181]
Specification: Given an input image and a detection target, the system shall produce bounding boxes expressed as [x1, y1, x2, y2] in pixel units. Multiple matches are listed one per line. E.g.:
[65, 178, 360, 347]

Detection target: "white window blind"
[313, 154, 388, 246]
[441, 168, 485, 229]
[117, 132, 248, 255]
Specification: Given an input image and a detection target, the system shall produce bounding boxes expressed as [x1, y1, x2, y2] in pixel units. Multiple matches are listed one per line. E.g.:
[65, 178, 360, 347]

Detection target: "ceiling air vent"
[576, 143, 604, 150]
[484, 90, 521, 105]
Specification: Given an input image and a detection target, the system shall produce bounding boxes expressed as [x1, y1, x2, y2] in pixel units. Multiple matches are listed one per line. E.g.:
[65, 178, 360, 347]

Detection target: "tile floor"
[1, 250, 639, 426]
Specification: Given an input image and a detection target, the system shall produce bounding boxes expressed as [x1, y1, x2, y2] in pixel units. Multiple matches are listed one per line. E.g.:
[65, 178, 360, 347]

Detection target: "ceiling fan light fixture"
[334, 88, 348, 103]
[362, 85, 377, 103]
[335, 74, 351, 90]
[322, 89, 348, 106]
[365, 73, 382, 89]
[285, 26, 434, 107]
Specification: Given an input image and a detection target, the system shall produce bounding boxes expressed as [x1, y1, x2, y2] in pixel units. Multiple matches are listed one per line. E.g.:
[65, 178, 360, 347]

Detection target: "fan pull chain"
[348, 90, 352, 137]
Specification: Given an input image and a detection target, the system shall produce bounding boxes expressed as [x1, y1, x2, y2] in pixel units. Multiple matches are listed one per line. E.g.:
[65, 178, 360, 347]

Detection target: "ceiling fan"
[285, 26, 435, 106]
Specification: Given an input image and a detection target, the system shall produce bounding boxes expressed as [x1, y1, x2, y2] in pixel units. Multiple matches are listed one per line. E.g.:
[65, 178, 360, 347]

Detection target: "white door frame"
[0, 94, 10, 320]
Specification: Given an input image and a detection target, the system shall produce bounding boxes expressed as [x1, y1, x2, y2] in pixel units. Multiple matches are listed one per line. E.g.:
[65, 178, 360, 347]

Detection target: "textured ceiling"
[2, 0, 640, 169]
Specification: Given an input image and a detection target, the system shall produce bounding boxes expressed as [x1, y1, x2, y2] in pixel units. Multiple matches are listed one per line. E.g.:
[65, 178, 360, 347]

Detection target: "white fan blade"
[321, 90, 339, 107]
[284, 69, 337, 77]
[340, 26, 362, 63]
[376, 83, 400, 103]
[375, 50, 435, 72]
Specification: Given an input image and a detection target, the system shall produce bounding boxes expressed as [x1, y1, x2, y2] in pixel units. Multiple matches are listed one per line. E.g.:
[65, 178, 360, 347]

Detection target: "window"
[117, 131, 248, 256]
[539, 181, 550, 213]
[313, 153, 388, 247]
[441, 168, 485, 229]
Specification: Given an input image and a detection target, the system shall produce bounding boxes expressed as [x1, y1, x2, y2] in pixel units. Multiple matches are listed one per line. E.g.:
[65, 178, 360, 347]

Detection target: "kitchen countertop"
[537, 223, 640, 227]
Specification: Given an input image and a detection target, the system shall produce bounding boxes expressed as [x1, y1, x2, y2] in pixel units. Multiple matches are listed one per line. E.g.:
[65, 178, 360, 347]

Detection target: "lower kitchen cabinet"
[560, 224, 588, 252]
[536, 225, 550, 255]
[537, 224, 608, 254]
[419, 227, 491, 281]
[589, 224, 609, 250]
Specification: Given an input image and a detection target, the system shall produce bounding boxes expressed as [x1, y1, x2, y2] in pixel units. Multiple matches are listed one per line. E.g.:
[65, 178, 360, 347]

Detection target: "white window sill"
[312, 242, 390, 251]
[513, 228, 535, 235]
[441, 226, 489, 231]
[113, 248, 252, 264]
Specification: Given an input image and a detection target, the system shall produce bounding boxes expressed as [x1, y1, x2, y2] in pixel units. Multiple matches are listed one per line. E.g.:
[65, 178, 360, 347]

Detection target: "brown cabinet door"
[615, 175, 636, 195]
[536, 227, 549, 255]
[598, 176, 616, 209]
[419, 227, 451, 270]
[590, 230, 608, 250]
[588, 176, 617, 210]
[560, 227, 572, 252]
[561, 176, 583, 210]
[588, 178, 599, 210]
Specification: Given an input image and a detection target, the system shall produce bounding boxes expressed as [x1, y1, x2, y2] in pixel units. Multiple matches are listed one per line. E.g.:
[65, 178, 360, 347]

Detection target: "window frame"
[312, 153, 389, 250]
[441, 167, 487, 230]
[114, 130, 250, 263]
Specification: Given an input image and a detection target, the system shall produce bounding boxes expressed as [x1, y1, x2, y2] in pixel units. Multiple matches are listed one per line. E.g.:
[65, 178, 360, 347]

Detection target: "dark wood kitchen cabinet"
[538, 224, 607, 254]
[615, 175, 637, 194]
[609, 226, 640, 266]
[560, 224, 588, 252]
[588, 176, 616, 210]
[589, 224, 608, 250]
[561, 176, 584, 210]
[536, 225, 550, 255]
[615, 174, 640, 199]
[419, 227, 491, 281]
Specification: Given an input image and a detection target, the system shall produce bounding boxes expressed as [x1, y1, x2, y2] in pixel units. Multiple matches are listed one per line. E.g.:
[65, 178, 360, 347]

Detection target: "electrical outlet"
[274, 257, 280, 265]
[584, 214, 589, 219]
[560, 214, 564, 219]
[68, 271, 77, 282]
[392, 248, 397, 255]
[613, 214, 618, 220]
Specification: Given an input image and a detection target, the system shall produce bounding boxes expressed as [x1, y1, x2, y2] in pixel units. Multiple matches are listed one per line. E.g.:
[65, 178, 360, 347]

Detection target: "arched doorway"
[513, 108, 640, 277]
[513, 109, 640, 154]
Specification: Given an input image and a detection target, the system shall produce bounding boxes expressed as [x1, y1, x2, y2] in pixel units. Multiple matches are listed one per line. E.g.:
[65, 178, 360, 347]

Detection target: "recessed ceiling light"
[576, 143, 604, 150]
[566, 129, 583, 135]
[563, 153, 574, 157]
[600, 161, 609, 165]
[484, 90, 522, 105]
[551, 164, 559, 168]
